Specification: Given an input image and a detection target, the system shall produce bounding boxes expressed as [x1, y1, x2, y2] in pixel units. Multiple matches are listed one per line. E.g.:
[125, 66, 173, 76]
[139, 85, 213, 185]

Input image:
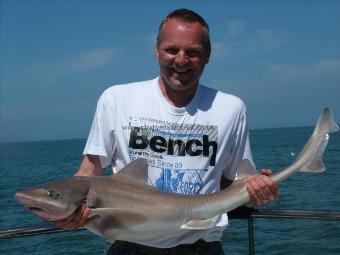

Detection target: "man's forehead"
[159, 38, 205, 51]
[160, 20, 206, 40]
[173, 21, 195, 29]
[163, 19, 204, 30]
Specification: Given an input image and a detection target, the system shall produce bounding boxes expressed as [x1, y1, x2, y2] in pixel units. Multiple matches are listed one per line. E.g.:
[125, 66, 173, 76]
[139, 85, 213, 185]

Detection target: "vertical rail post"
[248, 216, 254, 255]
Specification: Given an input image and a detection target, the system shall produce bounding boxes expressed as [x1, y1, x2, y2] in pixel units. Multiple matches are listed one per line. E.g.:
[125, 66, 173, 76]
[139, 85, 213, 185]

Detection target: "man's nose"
[174, 51, 189, 66]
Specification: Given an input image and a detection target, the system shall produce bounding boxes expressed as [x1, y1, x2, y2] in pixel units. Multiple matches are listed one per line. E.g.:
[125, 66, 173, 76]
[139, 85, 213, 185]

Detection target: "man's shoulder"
[103, 78, 156, 96]
[200, 85, 246, 111]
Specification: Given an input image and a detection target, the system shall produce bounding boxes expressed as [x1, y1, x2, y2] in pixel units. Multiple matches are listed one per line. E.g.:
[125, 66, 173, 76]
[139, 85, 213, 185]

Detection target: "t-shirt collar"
[153, 76, 201, 115]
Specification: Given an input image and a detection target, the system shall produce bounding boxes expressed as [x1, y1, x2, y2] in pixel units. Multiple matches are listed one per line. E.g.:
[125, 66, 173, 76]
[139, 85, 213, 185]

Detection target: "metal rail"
[1, 208, 340, 255]
[228, 207, 340, 255]
[252, 209, 340, 220]
[0, 225, 84, 239]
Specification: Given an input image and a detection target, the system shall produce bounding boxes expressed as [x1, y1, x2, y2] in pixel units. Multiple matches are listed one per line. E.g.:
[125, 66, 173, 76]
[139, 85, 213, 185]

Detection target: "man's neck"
[158, 79, 198, 108]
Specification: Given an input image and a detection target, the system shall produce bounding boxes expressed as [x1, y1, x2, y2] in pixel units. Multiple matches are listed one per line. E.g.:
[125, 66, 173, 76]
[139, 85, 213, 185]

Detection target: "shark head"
[15, 177, 89, 221]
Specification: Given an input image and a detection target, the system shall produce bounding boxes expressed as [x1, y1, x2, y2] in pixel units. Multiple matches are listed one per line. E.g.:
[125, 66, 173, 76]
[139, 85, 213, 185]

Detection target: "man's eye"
[165, 49, 178, 55]
[186, 50, 202, 58]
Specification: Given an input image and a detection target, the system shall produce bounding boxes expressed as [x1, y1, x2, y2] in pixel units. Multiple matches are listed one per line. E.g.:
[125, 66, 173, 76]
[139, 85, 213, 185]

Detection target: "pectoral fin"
[181, 216, 218, 230]
[90, 208, 148, 229]
[86, 208, 148, 240]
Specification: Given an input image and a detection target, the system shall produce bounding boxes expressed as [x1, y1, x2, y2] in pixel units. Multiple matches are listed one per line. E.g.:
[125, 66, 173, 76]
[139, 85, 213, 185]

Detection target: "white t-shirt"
[83, 77, 253, 247]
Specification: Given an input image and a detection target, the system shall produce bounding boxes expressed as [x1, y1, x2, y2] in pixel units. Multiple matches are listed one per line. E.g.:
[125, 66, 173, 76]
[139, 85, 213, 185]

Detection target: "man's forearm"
[75, 154, 104, 176]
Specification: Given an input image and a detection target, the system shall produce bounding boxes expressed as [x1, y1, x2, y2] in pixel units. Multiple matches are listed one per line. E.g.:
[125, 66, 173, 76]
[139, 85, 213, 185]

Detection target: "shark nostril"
[15, 192, 27, 203]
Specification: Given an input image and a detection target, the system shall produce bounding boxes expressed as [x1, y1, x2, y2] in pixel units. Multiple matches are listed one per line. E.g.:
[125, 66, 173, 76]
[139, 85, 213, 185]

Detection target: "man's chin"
[169, 82, 190, 91]
[160, 75, 197, 92]
[169, 77, 193, 89]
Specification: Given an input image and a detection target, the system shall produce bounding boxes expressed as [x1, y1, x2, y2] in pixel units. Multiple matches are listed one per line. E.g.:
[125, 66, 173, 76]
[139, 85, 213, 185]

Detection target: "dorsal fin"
[115, 158, 148, 182]
[235, 159, 258, 180]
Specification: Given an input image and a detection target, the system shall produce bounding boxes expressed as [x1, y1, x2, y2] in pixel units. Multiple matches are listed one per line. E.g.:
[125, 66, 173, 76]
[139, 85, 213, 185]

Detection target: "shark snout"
[15, 189, 41, 204]
[15, 190, 53, 220]
[15, 188, 76, 221]
[15, 191, 32, 204]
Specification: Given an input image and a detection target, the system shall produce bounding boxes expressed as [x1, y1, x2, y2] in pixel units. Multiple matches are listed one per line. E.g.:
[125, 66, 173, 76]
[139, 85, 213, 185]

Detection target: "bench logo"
[129, 127, 217, 166]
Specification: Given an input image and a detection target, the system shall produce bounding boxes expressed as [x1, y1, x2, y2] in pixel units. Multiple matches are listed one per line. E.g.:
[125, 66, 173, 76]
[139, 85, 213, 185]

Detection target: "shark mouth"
[27, 206, 54, 221]
[28, 206, 47, 214]
[15, 192, 54, 220]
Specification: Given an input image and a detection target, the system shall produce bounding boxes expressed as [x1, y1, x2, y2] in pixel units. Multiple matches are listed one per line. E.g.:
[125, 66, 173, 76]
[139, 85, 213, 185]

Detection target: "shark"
[15, 108, 339, 243]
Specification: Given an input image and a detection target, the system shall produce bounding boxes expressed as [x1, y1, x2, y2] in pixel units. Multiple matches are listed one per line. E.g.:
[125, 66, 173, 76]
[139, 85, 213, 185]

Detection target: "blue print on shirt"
[155, 168, 203, 195]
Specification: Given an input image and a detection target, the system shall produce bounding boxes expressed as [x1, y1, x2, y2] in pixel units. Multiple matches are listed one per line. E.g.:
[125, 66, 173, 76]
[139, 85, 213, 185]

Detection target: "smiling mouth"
[173, 69, 191, 75]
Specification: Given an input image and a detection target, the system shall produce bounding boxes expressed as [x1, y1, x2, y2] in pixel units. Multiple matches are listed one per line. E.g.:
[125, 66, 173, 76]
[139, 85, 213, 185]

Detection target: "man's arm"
[75, 154, 105, 176]
[55, 154, 104, 230]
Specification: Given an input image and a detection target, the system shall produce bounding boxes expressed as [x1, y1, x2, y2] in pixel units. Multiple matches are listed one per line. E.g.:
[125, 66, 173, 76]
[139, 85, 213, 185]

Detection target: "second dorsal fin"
[235, 159, 258, 180]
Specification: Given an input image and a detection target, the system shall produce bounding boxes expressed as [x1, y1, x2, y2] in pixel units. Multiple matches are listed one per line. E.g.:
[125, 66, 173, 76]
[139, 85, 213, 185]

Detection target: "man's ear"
[205, 49, 211, 64]
[155, 46, 160, 60]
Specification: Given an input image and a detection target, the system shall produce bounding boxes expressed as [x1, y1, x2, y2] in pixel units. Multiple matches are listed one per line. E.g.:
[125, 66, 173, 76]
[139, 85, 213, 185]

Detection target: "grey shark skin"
[15, 108, 339, 243]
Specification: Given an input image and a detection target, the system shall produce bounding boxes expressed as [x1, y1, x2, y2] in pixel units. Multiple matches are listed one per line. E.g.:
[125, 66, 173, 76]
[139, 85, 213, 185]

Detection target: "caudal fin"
[299, 107, 339, 173]
[314, 107, 339, 136]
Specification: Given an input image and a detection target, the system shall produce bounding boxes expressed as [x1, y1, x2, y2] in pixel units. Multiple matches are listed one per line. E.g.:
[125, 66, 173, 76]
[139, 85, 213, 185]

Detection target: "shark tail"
[298, 107, 339, 173]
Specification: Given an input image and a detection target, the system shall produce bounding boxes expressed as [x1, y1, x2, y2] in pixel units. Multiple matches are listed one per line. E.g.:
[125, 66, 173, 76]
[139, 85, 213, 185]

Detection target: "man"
[57, 9, 279, 255]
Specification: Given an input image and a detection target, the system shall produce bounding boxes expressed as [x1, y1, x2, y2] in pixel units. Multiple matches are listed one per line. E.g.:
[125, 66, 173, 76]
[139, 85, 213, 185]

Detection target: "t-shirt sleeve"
[222, 108, 254, 180]
[83, 91, 115, 168]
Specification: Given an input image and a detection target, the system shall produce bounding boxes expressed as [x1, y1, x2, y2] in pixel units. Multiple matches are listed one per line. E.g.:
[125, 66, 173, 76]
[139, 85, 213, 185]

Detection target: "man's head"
[156, 9, 211, 104]
[157, 9, 211, 56]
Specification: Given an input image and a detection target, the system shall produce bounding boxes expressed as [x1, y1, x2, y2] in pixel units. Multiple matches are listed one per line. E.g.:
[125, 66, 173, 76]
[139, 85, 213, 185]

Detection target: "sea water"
[0, 126, 339, 254]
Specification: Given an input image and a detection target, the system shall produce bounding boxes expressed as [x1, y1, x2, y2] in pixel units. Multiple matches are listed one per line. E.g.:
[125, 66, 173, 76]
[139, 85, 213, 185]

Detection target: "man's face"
[156, 19, 210, 94]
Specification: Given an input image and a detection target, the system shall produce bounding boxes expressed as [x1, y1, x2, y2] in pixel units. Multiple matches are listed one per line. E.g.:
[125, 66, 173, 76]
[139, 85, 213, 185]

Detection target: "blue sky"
[1, 0, 339, 143]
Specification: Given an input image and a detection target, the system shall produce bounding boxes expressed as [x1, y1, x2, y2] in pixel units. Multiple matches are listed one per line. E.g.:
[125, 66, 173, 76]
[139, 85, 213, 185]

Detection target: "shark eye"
[46, 190, 60, 198]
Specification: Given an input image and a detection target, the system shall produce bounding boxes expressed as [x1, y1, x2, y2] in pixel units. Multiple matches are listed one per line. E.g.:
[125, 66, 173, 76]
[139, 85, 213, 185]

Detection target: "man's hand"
[55, 155, 103, 230]
[246, 169, 279, 206]
[55, 204, 98, 230]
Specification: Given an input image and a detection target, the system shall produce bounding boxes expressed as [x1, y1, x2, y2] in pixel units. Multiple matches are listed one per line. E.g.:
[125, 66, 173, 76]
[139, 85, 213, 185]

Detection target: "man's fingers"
[259, 174, 279, 198]
[55, 213, 75, 229]
[260, 169, 272, 176]
[84, 215, 100, 225]
[78, 207, 94, 226]
[247, 172, 279, 206]
[63, 208, 87, 230]
[248, 176, 268, 199]
[246, 176, 264, 205]
[54, 205, 93, 230]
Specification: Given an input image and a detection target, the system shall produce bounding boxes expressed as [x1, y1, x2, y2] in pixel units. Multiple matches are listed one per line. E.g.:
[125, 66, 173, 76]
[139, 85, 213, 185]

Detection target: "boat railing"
[1, 207, 340, 255]
[228, 207, 340, 255]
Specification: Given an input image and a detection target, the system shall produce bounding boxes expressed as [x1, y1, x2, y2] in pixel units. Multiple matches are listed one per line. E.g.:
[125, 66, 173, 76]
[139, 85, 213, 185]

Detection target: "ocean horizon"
[0, 124, 321, 145]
